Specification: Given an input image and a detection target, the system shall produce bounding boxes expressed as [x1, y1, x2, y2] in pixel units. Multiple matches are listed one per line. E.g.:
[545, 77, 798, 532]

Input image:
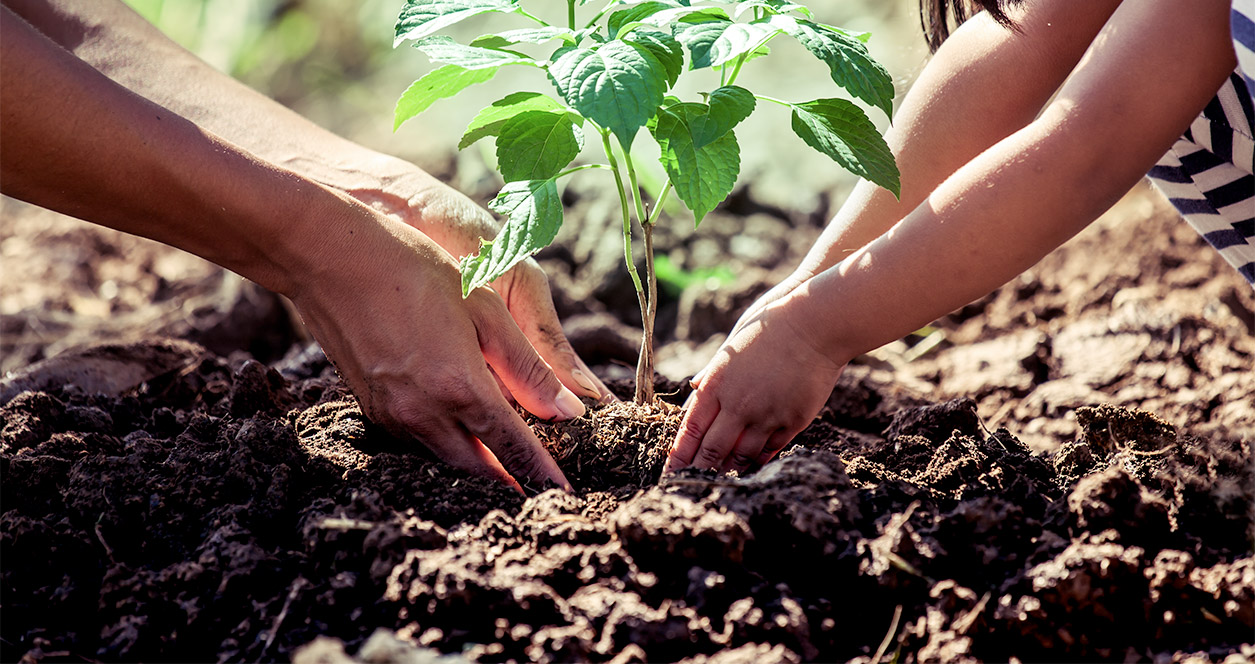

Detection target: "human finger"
[690, 367, 708, 389]
[419, 420, 523, 493]
[487, 366, 516, 405]
[685, 413, 745, 471]
[470, 289, 586, 422]
[664, 391, 719, 474]
[721, 427, 773, 474]
[499, 268, 613, 402]
[459, 391, 572, 491]
[755, 429, 797, 466]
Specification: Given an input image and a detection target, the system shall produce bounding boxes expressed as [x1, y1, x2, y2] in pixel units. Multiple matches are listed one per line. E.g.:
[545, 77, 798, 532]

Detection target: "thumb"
[470, 291, 586, 422]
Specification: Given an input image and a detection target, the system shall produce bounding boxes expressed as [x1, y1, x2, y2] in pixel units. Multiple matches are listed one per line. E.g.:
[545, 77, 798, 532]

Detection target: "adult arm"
[669, 0, 1238, 473]
[0, 5, 582, 492]
[1, 0, 610, 402]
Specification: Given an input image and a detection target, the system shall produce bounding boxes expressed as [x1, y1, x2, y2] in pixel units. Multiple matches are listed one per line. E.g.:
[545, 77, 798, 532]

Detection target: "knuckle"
[431, 370, 481, 410]
[729, 452, 756, 469]
[493, 437, 543, 474]
[517, 352, 558, 390]
[693, 446, 725, 468]
[372, 392, 433, 438]
[679, 414, 710, 441]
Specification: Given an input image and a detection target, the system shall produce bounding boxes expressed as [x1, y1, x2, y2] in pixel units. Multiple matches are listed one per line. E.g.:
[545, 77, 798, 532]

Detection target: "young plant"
[393, 0, 900, 405]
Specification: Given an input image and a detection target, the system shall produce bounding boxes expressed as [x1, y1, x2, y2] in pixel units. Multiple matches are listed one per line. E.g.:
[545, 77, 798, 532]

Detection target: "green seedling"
[393, 0, 900, 404]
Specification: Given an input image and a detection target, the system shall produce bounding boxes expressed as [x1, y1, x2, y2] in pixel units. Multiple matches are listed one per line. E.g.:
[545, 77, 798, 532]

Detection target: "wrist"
[773, 286, 857, 372]
[306, 153, 499, 260]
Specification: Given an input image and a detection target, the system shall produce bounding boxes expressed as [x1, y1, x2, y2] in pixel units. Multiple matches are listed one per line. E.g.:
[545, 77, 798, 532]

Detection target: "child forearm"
[792, 0, 1122, 281]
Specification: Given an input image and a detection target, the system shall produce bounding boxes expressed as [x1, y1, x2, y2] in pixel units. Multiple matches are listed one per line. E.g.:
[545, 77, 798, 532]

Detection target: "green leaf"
[691, 85, 755, 147]
[713, 43, 769, 71]
[460, 179, 564, 295]
[394, 65, 500, 130]
[496, 110, 583, 182]
[648, 103, 742, 225]
[470, 27, 576, 49]
[771, 15, 894, 118]
[395, 0, 519, 46]
[608, 2, 672, 38]
[459, 91, 574, 149]
[622, 29, 683, 87]
[672, 16, 780, 69]
[411, 36, 537, 69]
[790, 98, 899, 196]
[612, 4, 720, 36]
[734, 0, 812, 20]
[548, 39, 671, 149]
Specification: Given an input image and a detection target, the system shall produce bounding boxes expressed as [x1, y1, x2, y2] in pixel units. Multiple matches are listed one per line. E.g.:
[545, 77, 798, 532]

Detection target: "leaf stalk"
[556, 163, 611, 178]
[517, 8, 549, 26]
[646, 179, 672, 226]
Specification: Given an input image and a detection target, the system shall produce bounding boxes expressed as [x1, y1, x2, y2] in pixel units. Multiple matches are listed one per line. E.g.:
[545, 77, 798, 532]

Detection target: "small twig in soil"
[317, 517, 378, 531]
[953, 592, 991, 634]
[94, 516, 115, 562]
[870, 604, 903, 664]
[258, 577, 307, 662]
[985, 401, 1015, 432]
[1119, 444, 1174, 457]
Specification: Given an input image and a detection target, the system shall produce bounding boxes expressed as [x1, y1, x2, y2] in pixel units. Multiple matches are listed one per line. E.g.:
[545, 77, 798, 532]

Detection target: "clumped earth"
[2, 346, 1251, 662]
[2, 182, 1253, 663]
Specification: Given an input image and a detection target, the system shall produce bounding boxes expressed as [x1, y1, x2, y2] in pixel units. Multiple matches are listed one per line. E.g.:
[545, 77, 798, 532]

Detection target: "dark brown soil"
[2, 183, 1252, 663]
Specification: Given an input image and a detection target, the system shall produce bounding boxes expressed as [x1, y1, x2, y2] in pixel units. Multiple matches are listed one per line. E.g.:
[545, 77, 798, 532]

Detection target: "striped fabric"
[1145, 0, 1255, 286]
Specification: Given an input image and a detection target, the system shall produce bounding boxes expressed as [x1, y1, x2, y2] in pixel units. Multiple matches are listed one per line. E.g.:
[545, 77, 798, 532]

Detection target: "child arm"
[711, 0, 1123, 360]
[669, 0, 1238, 474]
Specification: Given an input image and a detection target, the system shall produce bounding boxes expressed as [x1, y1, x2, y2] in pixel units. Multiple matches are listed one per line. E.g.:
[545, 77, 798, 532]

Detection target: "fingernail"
[554, 388, 586, 420]
[570, 369, 598, 395]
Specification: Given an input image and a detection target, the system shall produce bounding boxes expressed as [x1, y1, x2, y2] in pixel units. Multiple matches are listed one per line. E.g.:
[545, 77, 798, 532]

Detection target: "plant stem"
[640, 221, 658, 404]
[646, 179, 673, 226]
[583, 0, 617, 29]
[620, 144, 657, 403]
[725, 53, 748, 86]
[567, 0, 576, 29]
[556, 163, 611, 178]
[622, 147, 649, 234]
[754, 93, 794, 108]
[599, 133, 651, 402]
[517, 8, 549, 26]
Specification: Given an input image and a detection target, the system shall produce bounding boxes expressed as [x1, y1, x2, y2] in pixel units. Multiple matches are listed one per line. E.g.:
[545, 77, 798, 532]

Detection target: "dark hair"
[919, 0, 1022, 52]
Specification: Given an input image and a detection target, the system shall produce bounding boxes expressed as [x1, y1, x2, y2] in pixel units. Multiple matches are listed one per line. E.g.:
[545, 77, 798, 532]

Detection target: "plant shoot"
[393, 0, 901, 404]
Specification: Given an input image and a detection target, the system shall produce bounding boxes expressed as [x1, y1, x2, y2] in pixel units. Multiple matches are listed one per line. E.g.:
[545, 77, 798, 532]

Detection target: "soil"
[1, 181, 1253, 663]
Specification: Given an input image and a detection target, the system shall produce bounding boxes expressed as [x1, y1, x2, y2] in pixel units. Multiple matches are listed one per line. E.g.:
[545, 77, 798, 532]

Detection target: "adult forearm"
[0, 5, 352, 298]
[793, 0, 1122, 279]
[1, 1, 457, 224]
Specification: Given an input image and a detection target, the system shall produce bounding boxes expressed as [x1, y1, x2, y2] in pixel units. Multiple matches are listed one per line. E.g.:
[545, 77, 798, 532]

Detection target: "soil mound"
[2, 345, 1250, 663]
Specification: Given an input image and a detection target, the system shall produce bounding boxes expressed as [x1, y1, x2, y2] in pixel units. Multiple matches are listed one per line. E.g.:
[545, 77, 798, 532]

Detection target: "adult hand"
[347, 175, 613, 404]
[664, 290, 847, 475]
[290, 202, 584, 493]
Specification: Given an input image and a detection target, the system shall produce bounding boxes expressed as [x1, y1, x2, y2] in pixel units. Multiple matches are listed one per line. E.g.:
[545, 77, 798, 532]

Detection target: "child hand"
[664, 290, 847, 474]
